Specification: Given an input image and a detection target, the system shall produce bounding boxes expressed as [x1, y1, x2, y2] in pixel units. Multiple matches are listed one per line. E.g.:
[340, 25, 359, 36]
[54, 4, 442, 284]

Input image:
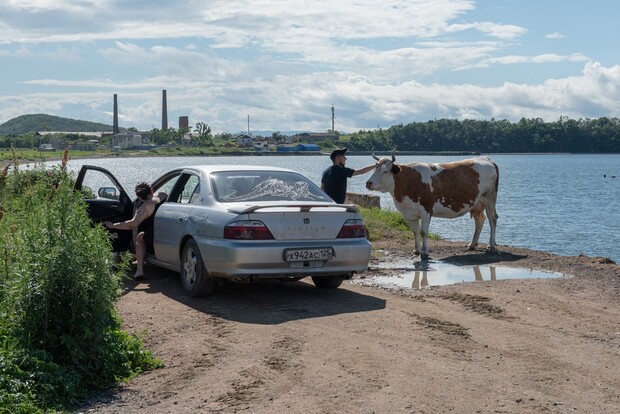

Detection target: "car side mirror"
[98, 187, 118, 199]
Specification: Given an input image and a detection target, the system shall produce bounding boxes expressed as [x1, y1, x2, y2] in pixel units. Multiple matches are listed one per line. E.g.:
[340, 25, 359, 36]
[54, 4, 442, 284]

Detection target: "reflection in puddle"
[356, 260, 564, 290]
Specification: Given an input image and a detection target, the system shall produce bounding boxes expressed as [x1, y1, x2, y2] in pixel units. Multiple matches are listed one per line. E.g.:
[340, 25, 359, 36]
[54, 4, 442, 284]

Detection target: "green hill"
[0, 114, 113, 135]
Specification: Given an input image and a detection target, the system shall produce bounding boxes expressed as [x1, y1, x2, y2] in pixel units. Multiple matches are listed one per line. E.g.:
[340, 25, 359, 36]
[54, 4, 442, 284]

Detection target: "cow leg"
[468, 203, 486, 251]
[485, 202, 498, 252]
[409, 219, 421, 256]
[420, 215, 431, 259]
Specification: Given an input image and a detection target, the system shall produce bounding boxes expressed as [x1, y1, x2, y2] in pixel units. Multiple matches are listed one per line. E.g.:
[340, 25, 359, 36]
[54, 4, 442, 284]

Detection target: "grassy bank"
[360, 207, 439, 245]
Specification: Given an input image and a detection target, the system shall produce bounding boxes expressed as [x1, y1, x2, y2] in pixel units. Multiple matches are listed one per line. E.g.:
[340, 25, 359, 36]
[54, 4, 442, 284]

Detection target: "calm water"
[43, 153, 619, 263]
[351, 259, 563, 290]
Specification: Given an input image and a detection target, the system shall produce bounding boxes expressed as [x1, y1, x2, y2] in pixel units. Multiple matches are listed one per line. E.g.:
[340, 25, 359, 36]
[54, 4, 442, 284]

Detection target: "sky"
[1, 0, 619, 134]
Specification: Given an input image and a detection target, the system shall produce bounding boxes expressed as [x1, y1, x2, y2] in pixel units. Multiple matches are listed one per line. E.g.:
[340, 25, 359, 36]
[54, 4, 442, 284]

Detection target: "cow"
[365, 151, 499, 259]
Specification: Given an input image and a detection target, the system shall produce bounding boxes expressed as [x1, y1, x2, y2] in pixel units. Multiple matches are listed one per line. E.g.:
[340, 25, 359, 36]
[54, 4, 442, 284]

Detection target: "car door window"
[154, 174, 181, 200]
[169, 174, 201, 204]
[78, 169, 124, 200]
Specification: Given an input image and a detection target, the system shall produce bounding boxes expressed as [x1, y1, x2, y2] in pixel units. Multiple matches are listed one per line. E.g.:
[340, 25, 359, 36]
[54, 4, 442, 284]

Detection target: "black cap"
[330, 147, 347, 161]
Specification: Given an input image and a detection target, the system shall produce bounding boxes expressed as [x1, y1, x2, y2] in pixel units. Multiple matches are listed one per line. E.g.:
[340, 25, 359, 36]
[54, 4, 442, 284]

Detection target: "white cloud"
[545, 32, 565, 39]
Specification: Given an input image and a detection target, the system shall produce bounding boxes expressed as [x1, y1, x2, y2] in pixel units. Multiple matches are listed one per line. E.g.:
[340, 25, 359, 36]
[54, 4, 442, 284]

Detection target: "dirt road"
[82, 241, 619, 413]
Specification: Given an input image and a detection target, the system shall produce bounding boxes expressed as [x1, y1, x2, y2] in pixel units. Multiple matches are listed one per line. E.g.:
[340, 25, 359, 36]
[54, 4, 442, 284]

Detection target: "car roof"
[179, 165, 298, 174]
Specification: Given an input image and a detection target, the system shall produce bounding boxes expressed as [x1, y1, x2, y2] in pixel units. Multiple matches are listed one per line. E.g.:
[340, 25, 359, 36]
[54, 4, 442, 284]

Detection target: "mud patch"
[437, 292, 511, 319]
[414, 314, 471, 339]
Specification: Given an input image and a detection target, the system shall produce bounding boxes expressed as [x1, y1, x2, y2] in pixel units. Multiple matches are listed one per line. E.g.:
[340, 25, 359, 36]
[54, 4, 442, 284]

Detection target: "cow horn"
[371, 149, 380, 161]
[391, 148, 396, 162]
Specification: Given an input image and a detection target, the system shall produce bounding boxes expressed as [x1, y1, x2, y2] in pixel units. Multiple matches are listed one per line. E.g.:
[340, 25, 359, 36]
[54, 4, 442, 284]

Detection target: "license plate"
[284, 248, 333, 262]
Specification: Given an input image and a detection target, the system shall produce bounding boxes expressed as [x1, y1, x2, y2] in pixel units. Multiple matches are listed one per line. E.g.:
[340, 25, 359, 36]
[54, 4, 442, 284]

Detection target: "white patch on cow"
[417, 164, 443, 190]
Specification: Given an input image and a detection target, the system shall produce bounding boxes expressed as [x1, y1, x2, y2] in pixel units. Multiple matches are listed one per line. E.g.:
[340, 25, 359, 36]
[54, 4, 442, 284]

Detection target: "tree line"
[344, 116, 620, 153]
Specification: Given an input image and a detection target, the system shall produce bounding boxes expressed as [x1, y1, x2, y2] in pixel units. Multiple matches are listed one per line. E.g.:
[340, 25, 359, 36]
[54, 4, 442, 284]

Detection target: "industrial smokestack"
[113, 94, 119, 134]
[162, 90, 168, 130]
[331, 104, 335, 132]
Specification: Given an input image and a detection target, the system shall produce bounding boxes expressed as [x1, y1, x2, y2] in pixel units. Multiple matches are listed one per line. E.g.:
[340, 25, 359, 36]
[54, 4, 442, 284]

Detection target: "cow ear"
[391, 164, 402, 174]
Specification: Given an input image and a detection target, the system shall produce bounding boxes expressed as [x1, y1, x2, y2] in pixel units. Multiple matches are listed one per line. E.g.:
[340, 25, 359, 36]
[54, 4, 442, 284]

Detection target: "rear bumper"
[195, 236, 371, 280]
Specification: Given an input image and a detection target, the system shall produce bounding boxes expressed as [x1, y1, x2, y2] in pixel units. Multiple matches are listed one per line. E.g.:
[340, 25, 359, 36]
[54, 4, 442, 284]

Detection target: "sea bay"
[45, 153, 619, 263]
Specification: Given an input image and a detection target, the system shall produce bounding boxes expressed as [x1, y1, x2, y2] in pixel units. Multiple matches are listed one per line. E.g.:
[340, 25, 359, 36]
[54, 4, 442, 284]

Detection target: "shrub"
[0, 160, 160, 411]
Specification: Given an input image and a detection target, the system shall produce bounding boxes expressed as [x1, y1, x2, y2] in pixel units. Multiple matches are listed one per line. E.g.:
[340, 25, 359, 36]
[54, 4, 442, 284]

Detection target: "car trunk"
[227, 204, 361, 241]
[250, 210, 358, 240]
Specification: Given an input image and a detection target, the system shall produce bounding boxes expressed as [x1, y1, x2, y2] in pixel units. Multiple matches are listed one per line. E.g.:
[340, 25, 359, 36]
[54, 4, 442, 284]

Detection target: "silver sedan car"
[76, 164, 371, 296]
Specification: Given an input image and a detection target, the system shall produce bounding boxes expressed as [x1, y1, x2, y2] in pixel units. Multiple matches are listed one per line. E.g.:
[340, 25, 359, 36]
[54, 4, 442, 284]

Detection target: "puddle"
[354, 259, 564, 290]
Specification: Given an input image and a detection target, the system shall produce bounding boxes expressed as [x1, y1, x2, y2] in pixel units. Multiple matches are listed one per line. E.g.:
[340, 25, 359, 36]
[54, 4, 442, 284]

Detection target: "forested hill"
[345, 117, 620, 153]
[0, 114, 113, 135]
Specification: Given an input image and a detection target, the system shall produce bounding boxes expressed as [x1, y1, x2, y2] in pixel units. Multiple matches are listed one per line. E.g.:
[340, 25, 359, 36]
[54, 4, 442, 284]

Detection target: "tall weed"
[0, 160, 160, 411]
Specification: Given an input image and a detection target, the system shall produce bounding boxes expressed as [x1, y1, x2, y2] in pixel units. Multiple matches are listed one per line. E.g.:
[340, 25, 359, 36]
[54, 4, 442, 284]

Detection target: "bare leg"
[134, 231, 146, 280]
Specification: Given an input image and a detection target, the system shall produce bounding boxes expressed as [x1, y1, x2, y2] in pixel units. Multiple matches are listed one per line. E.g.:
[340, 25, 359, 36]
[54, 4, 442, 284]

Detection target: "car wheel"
[181, 239, 215, 297]
[311, 276, 344, 289]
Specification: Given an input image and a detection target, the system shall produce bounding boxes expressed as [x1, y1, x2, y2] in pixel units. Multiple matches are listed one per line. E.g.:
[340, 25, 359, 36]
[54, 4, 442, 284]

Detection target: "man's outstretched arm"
[352, 164, 376, 177]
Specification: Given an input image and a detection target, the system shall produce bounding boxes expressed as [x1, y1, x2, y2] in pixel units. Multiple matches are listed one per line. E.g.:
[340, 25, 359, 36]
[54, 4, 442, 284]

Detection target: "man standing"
[321, 148, 376, 204]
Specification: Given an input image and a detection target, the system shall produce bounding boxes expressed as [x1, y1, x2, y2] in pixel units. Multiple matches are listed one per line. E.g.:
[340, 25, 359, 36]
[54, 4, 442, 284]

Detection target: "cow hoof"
[412, 250, 420, 257]
[420, 253, 430, 260]
[485, 247, 498, 254]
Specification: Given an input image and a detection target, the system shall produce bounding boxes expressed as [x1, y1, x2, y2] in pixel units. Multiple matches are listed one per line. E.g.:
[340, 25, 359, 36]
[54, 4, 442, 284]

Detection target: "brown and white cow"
[366, 152, 499, 259]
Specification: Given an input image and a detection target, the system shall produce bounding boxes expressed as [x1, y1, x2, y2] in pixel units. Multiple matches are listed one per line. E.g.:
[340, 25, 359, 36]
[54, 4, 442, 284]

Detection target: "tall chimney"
[331, 104, 335, 132]
[162, 89, 168, 130]
[113, 94, 119, 134]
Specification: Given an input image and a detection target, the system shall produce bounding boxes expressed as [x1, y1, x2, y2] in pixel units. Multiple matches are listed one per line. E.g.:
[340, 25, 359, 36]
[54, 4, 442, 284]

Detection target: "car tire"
[311, 276, 344, 289]
[181, 239, 215, 297]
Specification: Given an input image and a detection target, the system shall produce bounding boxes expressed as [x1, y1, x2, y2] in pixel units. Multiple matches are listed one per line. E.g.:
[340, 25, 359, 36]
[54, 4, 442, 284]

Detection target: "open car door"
[75, 165, 134, 252]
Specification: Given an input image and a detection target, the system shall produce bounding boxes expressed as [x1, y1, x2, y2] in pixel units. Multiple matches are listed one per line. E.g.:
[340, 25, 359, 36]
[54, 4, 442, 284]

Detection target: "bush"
[0, 160, 161, 411]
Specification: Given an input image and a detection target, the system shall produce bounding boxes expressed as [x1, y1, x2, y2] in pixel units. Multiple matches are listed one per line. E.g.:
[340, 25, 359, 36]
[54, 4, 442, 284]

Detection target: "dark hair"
[135, 182, 152, 200]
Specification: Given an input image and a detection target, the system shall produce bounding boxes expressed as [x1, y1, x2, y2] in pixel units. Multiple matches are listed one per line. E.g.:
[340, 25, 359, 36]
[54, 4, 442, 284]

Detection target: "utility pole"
[113, 94, 119, 134]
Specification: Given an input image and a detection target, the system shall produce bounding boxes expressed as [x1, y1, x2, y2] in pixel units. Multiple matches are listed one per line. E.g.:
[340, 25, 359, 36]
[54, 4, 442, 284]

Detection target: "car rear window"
[211, 171, 330, 203]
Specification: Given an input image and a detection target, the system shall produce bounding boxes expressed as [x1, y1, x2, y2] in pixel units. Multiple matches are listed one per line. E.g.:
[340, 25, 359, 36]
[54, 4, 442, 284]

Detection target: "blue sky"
[1, 0, 619, 134]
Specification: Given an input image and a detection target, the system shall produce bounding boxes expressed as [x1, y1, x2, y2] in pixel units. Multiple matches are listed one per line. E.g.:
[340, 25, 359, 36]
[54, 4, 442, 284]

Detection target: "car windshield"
[211, 171, 331, 203]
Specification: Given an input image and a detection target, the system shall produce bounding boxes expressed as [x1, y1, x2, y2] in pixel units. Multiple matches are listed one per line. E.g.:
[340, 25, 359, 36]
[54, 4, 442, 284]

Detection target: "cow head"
[366, 149, 401, 193]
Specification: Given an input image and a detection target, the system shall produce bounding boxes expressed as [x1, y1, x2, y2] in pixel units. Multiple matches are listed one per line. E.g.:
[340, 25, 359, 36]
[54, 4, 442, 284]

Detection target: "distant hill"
[0, 114, 113, 135]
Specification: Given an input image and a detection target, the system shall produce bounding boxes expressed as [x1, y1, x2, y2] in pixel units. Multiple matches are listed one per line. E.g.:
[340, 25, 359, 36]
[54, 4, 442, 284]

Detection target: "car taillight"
[337, 219, 367, 238]
[224, 220, 274, 240]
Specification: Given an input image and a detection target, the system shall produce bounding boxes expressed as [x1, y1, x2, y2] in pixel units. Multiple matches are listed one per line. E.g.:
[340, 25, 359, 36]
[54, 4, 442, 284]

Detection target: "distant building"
[297, 143, 320, 151]
[71, 143, 97, 151]
[253, 141, 270, 152]
[276, 143, 320, 152]
[112, 132, 143, 149]
[179, 116, 189, 130]
[236, 133, 253, 147]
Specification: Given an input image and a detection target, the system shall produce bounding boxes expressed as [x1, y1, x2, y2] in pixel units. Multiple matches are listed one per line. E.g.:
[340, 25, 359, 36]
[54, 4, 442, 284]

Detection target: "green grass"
[360, 207, 440, 243]
[0, 159, 161, 412]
